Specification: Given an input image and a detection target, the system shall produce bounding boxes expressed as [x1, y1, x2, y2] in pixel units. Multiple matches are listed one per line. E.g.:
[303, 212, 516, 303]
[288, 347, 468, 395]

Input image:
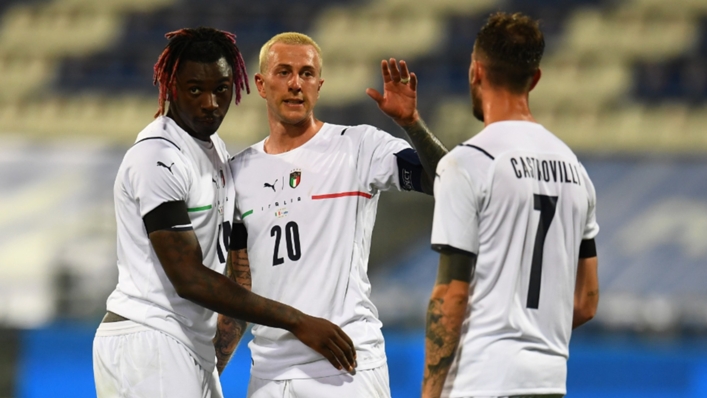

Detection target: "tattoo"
[422, 252, 475, 397]
[400, 118, 448, 194]
[232, 249, 252, 291]
[214, 315, 247, 374]
[423, 296, 462, 396]
[213, 249, 252, 374]
[587, 289, 599, 298]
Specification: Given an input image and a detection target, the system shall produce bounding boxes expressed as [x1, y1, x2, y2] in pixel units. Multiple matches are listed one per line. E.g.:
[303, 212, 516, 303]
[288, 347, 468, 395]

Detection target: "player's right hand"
[290, 314, 357, 373]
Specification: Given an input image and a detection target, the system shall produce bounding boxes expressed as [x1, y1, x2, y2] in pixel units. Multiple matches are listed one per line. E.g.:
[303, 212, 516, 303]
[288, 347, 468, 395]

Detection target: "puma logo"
[264, 179, 278, 192]
[157, 161, 174, 174]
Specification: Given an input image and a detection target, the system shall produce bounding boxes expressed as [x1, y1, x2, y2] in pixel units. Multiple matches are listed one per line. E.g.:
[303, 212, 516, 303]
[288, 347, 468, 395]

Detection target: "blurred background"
[1, 0, 707, 396]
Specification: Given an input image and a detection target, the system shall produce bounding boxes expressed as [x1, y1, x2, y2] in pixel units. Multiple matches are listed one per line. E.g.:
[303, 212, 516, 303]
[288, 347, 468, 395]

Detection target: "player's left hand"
[366, 58, 420, 127]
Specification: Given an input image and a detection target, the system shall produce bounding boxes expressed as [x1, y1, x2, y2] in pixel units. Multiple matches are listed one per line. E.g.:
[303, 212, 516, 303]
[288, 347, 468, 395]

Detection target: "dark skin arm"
[213, 248, 251, 375]
[422, 250, 476, 398]
[367, 58, 449, 195]
[149, 227, 356, 373]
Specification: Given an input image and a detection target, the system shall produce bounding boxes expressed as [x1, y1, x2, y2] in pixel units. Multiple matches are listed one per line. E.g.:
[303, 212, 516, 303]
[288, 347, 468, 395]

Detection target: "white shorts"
[247, 364, 391, 398]
[93, 320, 223, 398]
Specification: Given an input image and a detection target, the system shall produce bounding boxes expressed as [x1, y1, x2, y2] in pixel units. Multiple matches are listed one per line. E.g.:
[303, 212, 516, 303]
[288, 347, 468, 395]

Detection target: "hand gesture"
[366, 58, 420, 127]
[290, 314, 357, 373]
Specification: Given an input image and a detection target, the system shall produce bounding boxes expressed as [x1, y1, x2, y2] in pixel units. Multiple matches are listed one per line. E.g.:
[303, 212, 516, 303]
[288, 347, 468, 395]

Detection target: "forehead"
[266, 43, 320, 70]
[177, 57, 232, 81]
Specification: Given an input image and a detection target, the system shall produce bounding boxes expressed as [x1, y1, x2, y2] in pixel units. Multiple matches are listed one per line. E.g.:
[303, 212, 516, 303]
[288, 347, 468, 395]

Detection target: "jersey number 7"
[526, 194, 558, 309]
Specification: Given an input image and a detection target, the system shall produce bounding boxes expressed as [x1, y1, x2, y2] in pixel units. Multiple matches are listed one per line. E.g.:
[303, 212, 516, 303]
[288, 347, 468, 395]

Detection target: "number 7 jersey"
[229, 123, 412, 380]
[431, 121, 599, 397]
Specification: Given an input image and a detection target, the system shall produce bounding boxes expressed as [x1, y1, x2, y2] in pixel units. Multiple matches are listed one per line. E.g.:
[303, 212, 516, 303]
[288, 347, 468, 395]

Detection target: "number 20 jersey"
[431, 121, 599, 397]
[229, 123, 411, 380]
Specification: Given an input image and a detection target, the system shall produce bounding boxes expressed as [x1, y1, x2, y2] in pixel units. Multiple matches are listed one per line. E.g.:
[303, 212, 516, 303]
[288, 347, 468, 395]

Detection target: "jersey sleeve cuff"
[431, 243, 476, 257]
[229, 223, 248, 251]
[143, 201, 193, 234]
[578, 238, 597, 258]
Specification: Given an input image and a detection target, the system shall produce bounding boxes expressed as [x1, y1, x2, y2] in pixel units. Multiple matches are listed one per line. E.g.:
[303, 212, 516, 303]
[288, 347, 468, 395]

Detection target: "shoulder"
[456, 138, 497, 162]
[333, 123, 390, 139]
[319, 123, 395, 153]
[321, 123, 372, 141]
[127, 118, 184, 158]
[437, 142, 495, 185]
[125, 137, 183, 167]
[536, 124, 579, 160]
[437, 148, 473, 176]
[228, 141, 264, 173]
[121, 140, 188, 181]
[123, 125, 191, 181]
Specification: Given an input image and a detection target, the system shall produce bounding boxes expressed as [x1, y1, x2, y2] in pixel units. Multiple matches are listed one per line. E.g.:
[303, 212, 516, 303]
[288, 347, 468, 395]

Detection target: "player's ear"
[470, 60, 483, 85]
[528, 68, 541, 92]
[317, 78, 324, 97]
[254, 73, 267, 99]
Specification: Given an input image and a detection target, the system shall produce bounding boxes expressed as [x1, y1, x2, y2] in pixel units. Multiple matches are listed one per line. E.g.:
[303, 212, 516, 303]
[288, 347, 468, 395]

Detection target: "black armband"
[229, 223, 248, 251]
[431, 243, 476, 257]
[143, 201, 192, 234]
[435, 248, 477, 284]
[579, 238, 597, 258]
[395, 148, 424, 192]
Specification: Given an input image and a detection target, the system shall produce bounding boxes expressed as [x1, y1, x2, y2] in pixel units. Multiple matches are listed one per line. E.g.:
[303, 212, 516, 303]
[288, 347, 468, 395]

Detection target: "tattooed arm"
[214, 248, 251, 374]
[365, 58, 448, 195]
[399, 119, 448, 194]
[422, 250, 476, 398]
[573, 255, 599, 329]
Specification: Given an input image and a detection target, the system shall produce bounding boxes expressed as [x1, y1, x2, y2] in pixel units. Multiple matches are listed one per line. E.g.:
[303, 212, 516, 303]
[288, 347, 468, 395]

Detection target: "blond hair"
[258, 32, 323, 74]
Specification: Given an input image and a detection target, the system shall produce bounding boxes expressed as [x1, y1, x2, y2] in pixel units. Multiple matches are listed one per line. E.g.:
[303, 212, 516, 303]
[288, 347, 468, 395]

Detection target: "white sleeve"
[580, 163, 599, 240]
[126, 142, 191, 217]
[357, 126, 411, 192]
[430, 155, 480, 255]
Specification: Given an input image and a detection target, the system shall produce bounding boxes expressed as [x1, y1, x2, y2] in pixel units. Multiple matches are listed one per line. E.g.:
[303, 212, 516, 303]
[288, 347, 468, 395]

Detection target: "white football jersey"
[229, 123, 411, 380]
[431, 121, 599, 397]
[107, 116, 235, 372]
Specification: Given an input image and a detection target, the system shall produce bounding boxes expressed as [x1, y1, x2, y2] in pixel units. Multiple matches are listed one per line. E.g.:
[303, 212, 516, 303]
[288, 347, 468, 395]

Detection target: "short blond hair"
[258, 32, 323, 74]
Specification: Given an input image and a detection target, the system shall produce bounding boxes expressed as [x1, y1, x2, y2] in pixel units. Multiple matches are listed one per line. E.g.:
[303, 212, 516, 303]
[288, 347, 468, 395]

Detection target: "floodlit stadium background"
[1, 0, 707, 396]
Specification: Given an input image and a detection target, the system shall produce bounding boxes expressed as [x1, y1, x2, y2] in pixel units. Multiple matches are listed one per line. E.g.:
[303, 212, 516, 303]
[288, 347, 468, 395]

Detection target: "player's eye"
[216, 85, 229, 93]
[189, 87, 201, 94]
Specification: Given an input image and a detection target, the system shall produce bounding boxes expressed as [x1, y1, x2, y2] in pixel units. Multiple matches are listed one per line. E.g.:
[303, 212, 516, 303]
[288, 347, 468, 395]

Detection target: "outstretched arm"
[367, 59, 448, 194]
[214, 248, 251, 375]
[422, 250, 476, 398]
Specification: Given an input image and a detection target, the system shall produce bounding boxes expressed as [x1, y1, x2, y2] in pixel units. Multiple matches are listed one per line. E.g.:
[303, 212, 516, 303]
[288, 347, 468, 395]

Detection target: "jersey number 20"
[271, 221, 302, 266]
[526, 194, 558, 309]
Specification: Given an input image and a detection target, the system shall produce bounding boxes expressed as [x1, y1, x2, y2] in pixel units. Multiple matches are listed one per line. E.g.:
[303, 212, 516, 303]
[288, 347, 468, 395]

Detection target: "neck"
[165, 111, 211, 142]
[481, 88, 536, 126]
[264, 113, 324, 154]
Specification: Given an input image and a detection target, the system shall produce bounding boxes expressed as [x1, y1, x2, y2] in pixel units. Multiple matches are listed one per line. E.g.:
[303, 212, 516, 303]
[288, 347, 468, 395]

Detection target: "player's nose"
[202, 93, 219, 111]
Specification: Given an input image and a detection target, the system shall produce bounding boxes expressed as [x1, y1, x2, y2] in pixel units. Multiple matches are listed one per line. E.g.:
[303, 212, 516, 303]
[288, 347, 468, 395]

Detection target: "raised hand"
[290, 314, 357, 373]
[366, 58, 420, 126]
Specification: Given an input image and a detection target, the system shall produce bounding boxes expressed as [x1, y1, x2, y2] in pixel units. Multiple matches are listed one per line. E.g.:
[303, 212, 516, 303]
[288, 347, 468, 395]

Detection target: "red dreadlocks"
[152, 27, 250, 118]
